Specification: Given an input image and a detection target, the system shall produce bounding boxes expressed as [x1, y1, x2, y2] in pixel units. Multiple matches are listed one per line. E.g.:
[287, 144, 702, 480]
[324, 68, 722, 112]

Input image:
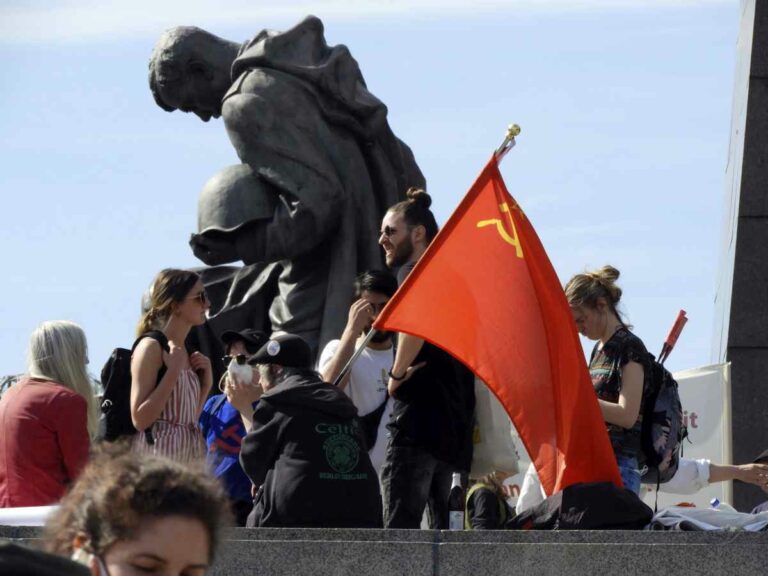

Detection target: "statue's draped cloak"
[197, 16, 424, 360]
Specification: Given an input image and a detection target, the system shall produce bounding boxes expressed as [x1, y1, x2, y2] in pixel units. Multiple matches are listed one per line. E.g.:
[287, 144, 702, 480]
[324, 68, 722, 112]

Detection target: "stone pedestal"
[714, 0, 768, 511]
[3, 526, 767, 575]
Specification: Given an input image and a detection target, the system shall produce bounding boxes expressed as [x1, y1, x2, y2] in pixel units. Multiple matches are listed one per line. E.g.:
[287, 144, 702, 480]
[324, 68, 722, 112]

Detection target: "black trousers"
[380, 438, 454, 529]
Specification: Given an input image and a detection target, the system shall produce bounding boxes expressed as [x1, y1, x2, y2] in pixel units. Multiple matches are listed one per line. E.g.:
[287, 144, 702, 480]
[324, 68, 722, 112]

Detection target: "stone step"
[3, 526, 766, 576]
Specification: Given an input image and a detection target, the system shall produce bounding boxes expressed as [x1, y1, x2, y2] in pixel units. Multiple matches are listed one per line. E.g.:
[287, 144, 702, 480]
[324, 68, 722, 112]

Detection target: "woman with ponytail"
[0, 321, 98, 506]
[130, 269, 212, 462]
[564, 265, 650, 495]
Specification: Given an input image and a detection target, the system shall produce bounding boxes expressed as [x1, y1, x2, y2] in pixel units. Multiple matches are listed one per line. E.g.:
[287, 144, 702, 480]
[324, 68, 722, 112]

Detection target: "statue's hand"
[189, 232, 239, 265]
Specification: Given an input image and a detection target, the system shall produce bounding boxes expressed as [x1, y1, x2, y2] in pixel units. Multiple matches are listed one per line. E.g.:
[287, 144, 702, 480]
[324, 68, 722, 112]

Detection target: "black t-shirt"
[589, 327, 651, 460]
[387, 261, 476, 470]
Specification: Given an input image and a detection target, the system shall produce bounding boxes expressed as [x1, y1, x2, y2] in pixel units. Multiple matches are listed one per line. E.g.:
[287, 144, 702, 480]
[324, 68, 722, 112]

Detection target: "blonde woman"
[131, 268, 212, 462]
[565, 265, 649, 494]
[0, 321, 98, 506]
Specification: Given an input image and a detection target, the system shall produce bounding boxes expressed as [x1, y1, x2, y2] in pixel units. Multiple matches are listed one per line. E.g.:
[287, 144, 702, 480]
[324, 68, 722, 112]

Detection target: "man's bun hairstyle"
[388, 187, 438, 243]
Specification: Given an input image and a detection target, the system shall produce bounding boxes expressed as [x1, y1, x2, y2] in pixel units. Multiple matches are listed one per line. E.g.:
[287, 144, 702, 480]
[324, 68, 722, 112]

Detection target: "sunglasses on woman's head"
[223, 354, 248, 365]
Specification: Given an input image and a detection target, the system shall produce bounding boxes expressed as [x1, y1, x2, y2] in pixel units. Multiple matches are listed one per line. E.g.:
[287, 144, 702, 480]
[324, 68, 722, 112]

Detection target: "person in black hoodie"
[239, 334, 383, 528]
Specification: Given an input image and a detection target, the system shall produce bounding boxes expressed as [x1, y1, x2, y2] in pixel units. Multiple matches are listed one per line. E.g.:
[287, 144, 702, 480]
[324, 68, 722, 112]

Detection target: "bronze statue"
[149, 16, 424, 363]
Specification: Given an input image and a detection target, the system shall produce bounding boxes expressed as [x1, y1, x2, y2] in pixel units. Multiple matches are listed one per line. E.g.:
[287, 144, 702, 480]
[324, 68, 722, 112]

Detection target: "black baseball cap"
[220, 329, 267, 354]
[247, 334, 312, 368]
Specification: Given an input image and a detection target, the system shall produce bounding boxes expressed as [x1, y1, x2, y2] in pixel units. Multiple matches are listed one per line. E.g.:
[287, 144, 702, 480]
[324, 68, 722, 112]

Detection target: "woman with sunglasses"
[131, 268, 212, 462]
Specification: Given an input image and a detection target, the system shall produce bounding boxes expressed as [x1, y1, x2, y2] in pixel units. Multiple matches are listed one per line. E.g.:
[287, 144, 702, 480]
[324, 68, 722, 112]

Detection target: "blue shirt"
[199, 394, 255, 503]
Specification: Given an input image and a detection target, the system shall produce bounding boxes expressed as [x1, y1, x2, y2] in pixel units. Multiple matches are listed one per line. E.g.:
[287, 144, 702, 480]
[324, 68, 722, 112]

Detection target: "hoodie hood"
[260, 370, 358, 419]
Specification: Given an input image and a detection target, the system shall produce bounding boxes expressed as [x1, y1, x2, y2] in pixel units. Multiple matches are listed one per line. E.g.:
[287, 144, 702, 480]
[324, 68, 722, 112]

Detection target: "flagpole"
[495, 124, 521, 162]
[330, 329, 378, 387]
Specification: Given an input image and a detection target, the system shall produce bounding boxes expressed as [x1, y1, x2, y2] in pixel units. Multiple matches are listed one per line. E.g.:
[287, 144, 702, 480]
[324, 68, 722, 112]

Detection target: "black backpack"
[97, 331, 169, 443]
[640, 354, 688, 485]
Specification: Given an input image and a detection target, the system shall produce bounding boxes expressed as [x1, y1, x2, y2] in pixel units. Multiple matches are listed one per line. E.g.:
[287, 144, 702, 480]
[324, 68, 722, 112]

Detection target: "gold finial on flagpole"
[495, 124, 521, 160]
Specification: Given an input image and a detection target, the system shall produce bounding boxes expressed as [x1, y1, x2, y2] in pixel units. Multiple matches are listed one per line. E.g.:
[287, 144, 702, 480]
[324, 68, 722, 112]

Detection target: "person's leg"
[426, 460, 456, 529]
[380, 440, 436, 528]
[615, 454, 641, 494]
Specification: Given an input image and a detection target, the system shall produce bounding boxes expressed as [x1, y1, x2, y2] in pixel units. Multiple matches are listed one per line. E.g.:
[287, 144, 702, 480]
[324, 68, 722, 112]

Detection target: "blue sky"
[0, 0, 738, 377]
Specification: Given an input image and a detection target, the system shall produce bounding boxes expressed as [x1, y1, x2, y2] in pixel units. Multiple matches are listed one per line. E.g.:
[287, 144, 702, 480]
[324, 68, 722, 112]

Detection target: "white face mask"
[227, 357, 253, 385]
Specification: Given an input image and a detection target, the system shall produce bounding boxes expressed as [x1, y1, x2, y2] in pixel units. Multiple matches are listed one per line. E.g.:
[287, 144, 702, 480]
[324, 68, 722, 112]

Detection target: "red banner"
[374, 157, 621, 494]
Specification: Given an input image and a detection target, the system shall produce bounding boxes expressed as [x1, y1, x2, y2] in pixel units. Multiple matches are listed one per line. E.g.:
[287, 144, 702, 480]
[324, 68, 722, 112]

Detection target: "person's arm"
[599, 361, 644, 429]
[319, 300, 374, 388]
[189, 351, 213, 417]
[710, 462, 768, 492]
[239, 403, 281, 487]
[387, 334, 427, 396]
[55, 392, 90, 482]
[130, 338, 183, 431]
[659, 458, 710, 494]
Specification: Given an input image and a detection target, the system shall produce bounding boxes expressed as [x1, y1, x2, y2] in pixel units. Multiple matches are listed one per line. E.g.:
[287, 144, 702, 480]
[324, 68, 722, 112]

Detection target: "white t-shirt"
[318, 340, 394, 473]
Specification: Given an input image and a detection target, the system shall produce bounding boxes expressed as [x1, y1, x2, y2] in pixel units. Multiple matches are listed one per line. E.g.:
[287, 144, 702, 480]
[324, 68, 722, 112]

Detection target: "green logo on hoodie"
[323, 433, 359, 474]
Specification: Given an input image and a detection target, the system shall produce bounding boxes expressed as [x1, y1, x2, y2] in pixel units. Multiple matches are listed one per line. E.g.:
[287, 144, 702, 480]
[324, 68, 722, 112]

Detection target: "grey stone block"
[212, 539, 435, 576]
[4, 527, 768, 576]
[438, 540, 766, 576]
[727, 218, 768, 346]
[724, 347, 768, 511]
[738, 78, 768, 216]
[750, 0, 768, 78]
[222, 527, 437, 543]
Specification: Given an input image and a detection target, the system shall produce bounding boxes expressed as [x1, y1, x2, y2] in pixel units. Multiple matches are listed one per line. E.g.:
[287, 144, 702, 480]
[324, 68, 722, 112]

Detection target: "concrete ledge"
[3, 526, 767, 576]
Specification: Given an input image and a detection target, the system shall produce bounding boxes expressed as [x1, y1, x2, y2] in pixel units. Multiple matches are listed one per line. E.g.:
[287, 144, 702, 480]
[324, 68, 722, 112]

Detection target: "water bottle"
[710, 497, 737, 513]
[448, 472, 465, 530]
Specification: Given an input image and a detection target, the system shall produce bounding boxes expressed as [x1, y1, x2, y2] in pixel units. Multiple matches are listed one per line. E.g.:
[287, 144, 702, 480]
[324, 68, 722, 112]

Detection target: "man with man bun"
[377, 188, 476, 529]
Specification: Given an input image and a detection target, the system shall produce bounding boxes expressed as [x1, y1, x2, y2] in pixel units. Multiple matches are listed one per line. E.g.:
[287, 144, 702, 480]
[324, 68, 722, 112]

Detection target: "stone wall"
[3, 526, 767, 576]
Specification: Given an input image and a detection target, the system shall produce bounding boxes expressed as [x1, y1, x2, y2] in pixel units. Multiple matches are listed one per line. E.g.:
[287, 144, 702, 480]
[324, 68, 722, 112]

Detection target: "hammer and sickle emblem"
[476, 202, 524, 259]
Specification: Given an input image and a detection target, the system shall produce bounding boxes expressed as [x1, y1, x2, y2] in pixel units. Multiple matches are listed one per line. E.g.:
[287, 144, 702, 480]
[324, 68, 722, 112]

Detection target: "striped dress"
[132, 368, 205, 463]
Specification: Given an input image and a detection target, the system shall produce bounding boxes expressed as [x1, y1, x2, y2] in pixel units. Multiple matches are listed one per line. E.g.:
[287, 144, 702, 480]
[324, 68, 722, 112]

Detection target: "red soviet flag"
[373, 156, 622, 495]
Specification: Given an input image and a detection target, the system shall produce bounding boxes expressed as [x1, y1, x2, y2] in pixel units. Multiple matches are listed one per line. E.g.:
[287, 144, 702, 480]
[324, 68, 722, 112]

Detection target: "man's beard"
[368, 328, 393, 343]
[386, 236, 414, 268]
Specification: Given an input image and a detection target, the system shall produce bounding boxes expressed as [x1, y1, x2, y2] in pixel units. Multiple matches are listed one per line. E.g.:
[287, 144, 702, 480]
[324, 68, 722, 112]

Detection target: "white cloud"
[0, 0, 735, 45]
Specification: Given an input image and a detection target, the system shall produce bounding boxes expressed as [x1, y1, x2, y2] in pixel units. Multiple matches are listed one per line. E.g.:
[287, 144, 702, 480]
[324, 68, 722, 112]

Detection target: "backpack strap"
[130, 331, 171, 445]
[132, 330, 170, 353]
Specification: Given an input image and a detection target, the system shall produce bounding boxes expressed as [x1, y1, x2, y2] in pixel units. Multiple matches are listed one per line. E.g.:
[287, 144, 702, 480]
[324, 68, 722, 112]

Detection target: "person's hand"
[344, 299, 375, 339]
[190, 351, 212, 378]
[227, 377, 262, 415]
[165, 343, 187, 375]
[189, 232, 239, 265]
[387, 362, 427, 397]
[734, 463, 768, 493]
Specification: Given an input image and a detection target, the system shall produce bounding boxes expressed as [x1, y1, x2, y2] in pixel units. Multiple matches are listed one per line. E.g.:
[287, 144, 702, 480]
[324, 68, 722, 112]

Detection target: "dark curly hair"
[44, 444, 229, 562]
